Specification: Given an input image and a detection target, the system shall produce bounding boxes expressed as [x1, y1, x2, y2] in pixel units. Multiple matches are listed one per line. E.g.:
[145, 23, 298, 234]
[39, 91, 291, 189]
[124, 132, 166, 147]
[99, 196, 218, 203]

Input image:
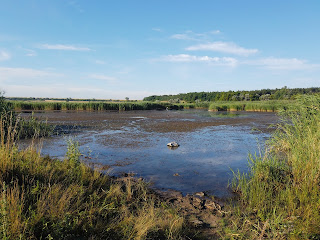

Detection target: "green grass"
[220, 95, 320, 239]
[16, 114, 54, 139]
[10, 101, 187, 111]
[208, 100, 296, 112]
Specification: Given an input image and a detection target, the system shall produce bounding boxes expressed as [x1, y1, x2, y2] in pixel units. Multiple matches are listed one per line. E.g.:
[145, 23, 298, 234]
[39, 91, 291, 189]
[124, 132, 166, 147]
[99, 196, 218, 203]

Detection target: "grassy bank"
[208, 100, 296, 112]
[220, 95, 320, 239]
[0, 130, 199, 239]
[0, 96, 201, 239]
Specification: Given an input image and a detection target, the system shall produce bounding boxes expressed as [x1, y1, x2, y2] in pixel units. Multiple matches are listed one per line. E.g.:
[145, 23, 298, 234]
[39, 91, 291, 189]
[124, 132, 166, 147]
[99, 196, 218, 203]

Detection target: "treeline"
[143, 87, 320, 102]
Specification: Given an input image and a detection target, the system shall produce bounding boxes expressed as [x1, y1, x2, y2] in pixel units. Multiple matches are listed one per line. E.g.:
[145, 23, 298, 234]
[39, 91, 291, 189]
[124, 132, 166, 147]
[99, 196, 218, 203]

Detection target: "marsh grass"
[0, 116, 198, 239]
[209, 100, 296, 112]
[16, 114, 54, 139]
[221, 95, 320, 239]
[11, 101, 186, 111]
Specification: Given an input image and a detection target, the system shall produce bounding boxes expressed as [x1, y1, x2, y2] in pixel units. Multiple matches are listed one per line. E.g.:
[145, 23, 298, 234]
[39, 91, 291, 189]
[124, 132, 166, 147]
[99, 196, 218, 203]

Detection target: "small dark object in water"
[167, 142, 180, 147]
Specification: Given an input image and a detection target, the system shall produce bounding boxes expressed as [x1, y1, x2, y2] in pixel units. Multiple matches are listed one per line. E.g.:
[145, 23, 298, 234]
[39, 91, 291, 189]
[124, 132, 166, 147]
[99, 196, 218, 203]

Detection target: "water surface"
[19, 110, 278, 198]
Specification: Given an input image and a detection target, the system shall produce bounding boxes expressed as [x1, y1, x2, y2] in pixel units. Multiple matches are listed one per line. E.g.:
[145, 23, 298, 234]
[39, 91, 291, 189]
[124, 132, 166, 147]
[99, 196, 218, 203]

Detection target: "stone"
[195, 192, 205, 197]
[167, 142, 180, 147]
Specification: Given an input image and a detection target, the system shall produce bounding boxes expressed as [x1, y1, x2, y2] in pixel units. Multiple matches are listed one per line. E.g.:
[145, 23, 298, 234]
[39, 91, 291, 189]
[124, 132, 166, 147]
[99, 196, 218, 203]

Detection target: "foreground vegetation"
[0, 129, 199, 239]
[222, 95, 320, 239]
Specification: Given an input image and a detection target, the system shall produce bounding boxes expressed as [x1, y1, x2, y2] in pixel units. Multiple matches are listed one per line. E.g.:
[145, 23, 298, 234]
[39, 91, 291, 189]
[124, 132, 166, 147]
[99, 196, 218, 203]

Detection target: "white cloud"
[170, 30, 221, 41]
[186, 41, 258, 56]
[160, 54, 237, 66]
[171, 34, 192, 40]
[89, 74, 117, 82]
[152, 28, 163, 32]
[40, 44, 91, 51]
[245, 57, 320, 70]
[0, 67, 61, 81]
[209, 30, 221, 34]
[0, 50, 10, 61]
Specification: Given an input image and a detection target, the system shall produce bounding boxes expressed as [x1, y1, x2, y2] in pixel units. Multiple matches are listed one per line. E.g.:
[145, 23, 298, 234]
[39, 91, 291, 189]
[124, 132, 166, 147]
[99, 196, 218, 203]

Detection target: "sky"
[0, 0, 319, 100]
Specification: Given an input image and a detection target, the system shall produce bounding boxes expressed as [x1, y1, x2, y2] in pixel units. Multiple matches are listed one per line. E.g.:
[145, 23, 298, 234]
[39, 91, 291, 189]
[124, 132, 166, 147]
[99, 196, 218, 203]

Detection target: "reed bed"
[11, 101, 185, 111]
[221, 95, 320, 239]
[209, 100, 296, 112]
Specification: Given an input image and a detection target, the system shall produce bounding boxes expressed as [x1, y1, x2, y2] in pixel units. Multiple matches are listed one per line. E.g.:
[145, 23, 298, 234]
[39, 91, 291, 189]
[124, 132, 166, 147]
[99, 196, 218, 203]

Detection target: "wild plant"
[227, 95, 320, 239]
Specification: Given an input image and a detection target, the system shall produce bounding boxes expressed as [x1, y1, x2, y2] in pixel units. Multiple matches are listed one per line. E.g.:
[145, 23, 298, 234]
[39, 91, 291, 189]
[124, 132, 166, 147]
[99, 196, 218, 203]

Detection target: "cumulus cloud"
[245, 57, 320, 70]
[40, 44, 91, 51]
[0, 50, 10, 61]
[186, 41, 258, 56]
[160, 54, 237, 66]
[89, 74, 117, 82]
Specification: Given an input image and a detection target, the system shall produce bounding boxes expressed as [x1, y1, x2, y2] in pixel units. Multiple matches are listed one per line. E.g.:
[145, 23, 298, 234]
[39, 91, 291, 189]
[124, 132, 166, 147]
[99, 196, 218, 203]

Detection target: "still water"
[19, 110, 278, 198]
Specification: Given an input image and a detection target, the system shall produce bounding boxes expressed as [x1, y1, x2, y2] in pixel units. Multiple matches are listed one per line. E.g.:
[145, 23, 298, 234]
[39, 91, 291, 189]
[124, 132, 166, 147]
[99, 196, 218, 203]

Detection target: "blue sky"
[0, 1, 319, 99]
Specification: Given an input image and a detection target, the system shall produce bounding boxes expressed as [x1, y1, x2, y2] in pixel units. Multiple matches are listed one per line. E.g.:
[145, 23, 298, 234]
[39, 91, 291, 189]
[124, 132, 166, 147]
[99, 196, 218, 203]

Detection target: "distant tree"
[125, 97, 129, 101]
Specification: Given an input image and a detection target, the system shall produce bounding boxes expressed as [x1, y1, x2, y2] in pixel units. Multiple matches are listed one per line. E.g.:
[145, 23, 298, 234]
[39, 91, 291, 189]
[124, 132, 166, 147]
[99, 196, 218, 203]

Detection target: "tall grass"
[209, 100, 296, 112]
[0, 93, 53, 140]
[0, 116, 198, 239]
[224, 95, 320, 239]
[11, 101, 187, 111]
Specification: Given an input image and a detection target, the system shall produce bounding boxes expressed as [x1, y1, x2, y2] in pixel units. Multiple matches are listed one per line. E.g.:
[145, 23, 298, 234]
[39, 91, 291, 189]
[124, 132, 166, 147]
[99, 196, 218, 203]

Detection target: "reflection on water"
[18, 110, 278, 198]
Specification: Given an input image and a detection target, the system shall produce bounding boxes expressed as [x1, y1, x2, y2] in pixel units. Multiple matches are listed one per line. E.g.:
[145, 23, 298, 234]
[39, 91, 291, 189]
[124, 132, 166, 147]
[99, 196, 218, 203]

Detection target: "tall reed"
[227, 95, 320, 239]
[11, 101, 187, 111]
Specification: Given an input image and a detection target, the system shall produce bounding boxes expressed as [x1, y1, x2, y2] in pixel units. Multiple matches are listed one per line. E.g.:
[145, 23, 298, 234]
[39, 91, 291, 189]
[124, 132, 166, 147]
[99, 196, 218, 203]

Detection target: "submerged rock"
[167, 142, 180, 147]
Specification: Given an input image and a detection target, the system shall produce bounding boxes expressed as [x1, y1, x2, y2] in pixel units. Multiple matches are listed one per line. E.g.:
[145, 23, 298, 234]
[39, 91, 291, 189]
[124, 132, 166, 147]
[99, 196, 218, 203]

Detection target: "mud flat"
[19, 109, 279, 198]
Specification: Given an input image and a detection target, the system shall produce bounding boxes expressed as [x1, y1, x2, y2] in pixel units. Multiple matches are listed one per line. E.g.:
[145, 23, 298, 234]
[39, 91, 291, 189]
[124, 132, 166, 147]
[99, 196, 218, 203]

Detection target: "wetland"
[19, 109, 278, 198]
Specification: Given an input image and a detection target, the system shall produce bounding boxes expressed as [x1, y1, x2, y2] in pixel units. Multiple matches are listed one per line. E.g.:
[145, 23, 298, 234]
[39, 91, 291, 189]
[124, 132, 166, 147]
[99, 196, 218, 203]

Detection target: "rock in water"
[167, 142, 180, 147]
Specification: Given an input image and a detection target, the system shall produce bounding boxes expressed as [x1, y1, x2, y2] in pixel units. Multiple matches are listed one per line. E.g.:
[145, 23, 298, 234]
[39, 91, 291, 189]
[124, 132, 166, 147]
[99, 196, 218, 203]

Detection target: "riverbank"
[0, 133, 208, 239]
